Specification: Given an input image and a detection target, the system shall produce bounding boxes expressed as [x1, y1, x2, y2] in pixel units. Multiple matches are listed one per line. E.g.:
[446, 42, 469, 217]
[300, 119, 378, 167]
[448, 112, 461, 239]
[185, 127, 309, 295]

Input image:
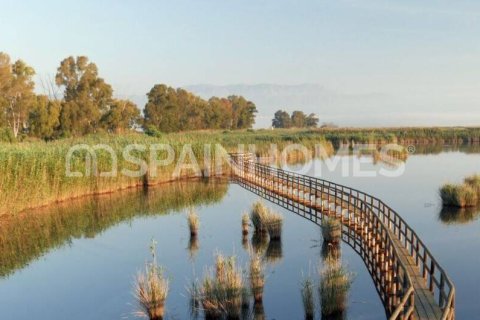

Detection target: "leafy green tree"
[291, 111, 307, 128]
[0, 53, 36, 138]
[272, 110, 292, 128]
[55, 56, 113, 136]
[28, 95, 61, 140]
[143, 84, 181, 133]
[100, 99, 141, 133]
[228, 95, 257, 129]
[305, 113, 319, 127]
[144, 85, 257, 132]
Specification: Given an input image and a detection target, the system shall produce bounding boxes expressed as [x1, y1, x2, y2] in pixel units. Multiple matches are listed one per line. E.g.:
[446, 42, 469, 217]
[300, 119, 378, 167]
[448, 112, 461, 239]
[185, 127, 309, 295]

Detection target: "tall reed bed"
[440, 174, 480, 208]
[0, 130, 333, 215]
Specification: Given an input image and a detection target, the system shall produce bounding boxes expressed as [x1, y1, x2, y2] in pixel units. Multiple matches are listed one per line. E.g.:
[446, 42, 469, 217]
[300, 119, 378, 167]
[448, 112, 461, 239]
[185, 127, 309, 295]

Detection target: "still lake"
[0, 145, 479, 319]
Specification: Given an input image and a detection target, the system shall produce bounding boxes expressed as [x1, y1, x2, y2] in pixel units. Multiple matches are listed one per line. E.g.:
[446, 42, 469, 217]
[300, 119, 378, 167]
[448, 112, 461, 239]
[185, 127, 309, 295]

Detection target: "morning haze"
[2, 0, 480, 128]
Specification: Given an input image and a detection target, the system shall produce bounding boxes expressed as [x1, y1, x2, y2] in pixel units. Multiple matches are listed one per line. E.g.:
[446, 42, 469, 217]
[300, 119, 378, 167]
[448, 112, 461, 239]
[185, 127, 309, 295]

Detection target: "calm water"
[0, 146, 479, 319]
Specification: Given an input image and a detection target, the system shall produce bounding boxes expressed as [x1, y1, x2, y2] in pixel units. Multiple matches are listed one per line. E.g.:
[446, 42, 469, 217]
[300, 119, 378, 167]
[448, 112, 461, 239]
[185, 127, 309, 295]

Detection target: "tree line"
[272, 110, 319, 128]
[0, 53, 257, 141]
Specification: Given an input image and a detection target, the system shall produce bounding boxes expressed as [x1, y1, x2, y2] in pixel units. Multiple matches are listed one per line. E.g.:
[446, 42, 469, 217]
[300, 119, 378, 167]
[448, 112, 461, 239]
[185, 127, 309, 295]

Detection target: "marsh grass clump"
[249, 255, 265, 303]
[264, 212, 283, 241]
[319, 257, 353, 318]
[301, 278, 315, 320]
[188, 208, 200, 236]
[198, 254, 245, 319]
[242, 213, 250, 235]
[134, 240, 169, 320]
[250, 201, 284, 240]
[440, 184, 478, 208]
[250, 201, 269, 233]
[321, 242, 341, 262]
[464, 174, 480, 195]
[321, 217, 342, 244]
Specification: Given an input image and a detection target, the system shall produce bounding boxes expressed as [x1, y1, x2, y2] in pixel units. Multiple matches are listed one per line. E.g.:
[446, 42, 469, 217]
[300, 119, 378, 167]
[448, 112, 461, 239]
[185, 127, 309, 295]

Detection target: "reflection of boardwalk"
[229, 153, 455, 320]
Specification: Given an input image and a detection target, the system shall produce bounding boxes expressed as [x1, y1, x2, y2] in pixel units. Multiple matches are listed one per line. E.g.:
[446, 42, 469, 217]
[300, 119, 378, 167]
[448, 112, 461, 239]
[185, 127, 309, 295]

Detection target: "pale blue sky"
[2, 0, 480, 126]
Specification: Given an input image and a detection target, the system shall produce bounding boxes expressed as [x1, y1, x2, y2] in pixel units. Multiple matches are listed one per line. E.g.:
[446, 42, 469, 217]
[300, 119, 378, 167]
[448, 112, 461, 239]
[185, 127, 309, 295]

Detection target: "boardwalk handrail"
[229, 153, 455, 320]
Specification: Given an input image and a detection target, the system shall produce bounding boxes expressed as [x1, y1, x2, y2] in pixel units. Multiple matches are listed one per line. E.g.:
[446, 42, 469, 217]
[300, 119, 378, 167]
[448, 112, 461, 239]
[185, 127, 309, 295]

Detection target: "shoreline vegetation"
[1, 127, 480, 216]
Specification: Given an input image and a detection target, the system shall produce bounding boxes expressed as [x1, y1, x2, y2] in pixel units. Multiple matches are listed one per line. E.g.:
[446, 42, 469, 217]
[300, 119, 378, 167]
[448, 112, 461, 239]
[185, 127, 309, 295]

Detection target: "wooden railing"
[229, 153, 455, 320]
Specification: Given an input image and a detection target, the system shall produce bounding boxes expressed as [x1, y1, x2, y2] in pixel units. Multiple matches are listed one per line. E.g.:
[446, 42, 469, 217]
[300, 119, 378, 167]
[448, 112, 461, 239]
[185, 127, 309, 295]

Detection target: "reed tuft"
[321, 217, 342, 244]
[301, 277, 315, 320]
[440, 184, 478, 208]
[188, 208, 200, 236]
[134, 240, 169, 320]
[319, 256, 353, 318]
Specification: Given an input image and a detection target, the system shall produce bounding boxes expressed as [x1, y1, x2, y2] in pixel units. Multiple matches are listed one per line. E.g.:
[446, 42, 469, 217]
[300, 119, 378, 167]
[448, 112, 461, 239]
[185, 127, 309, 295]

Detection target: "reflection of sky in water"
[0, 183, 385, 320]
[287, 150, 480, 319]
[0, 149, 479, 319]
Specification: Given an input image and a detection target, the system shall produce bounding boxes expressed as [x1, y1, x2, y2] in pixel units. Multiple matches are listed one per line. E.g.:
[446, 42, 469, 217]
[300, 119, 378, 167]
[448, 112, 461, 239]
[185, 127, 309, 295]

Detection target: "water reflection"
[439, 206, 480, 225]
[0, 180, 228, 278]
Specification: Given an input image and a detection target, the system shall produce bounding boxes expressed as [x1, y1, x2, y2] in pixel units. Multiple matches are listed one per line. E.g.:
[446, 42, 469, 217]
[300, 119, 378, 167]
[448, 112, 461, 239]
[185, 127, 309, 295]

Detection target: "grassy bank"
[0, 130, 334, 215]
[1, 126, 479, 215]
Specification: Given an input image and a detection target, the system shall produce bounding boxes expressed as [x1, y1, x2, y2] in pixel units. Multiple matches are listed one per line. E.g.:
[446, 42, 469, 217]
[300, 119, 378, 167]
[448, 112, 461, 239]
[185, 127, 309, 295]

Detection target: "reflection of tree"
[0, 181, 228, 278]
[439, 206, 480, 225]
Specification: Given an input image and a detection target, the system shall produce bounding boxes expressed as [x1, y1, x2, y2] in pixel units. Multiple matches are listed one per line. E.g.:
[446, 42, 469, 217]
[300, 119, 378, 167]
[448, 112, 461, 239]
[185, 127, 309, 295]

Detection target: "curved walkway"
[229, 153, 455, 320]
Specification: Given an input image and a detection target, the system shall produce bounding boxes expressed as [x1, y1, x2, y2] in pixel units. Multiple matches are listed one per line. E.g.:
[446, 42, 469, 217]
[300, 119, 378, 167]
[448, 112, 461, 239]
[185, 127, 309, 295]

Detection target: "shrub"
[301, 278, 315, 320]
[440, 184, 478, 208]
[321, 217, 342, 244]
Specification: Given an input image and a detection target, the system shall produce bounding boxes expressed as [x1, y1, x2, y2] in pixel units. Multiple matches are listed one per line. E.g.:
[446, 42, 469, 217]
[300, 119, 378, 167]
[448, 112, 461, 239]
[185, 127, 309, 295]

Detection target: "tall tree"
[28, 95, 61, 140]
[228, 95, 257, 129]
[100, 99, 141, 133]
[305, 113, 319, 127]
[55, 56, 113, 136]
[291, 110, 307, 128]
[0, 53, 36, 137]
[272, 110, 292, 128]
[143, 84, 181, 133]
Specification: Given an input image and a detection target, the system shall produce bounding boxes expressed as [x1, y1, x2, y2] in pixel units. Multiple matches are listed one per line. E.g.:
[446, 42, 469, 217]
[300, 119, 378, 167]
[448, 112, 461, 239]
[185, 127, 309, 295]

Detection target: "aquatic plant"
[134, 240, 169, 320]
[250, 201, 269, 233]
[198, 254, 245, 319]
[440, 184, 478, 208]
[264, 211, 283, 241]
[464, 174, 480, 196]
[319, 256, 353, 318]
[321, 217, 342, 244]
[249, 254, 265, 304]
[301, 277, 315, 320]
[188, 208, 200, 236]
[250, 201, 283, 240]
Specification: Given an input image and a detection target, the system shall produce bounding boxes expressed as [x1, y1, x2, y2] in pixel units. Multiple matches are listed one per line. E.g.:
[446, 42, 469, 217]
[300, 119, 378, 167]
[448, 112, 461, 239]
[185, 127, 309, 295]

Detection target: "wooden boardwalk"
[229, 153, 455, 320]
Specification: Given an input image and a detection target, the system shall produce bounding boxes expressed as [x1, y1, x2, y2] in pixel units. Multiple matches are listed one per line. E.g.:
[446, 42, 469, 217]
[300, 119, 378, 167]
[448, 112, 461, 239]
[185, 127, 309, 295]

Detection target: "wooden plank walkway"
[229, 153, 455, 320]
